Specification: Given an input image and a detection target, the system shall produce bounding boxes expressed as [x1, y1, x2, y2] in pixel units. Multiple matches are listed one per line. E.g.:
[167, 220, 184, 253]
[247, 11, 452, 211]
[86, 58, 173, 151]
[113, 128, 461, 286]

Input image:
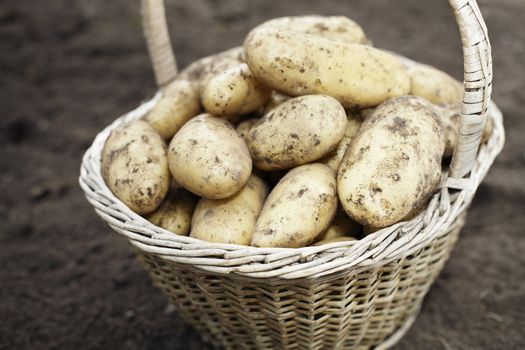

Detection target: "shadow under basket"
[79, 0, 505, 349]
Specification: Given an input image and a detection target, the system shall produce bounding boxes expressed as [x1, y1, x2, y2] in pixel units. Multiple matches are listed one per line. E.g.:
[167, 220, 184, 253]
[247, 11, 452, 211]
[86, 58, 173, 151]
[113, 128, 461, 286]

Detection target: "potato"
[247, 95, 347, 170]
[338, 96, 445, 228]
[261, 91, 291, 115]
[177, 47, 244, 88]
[313, 236, 357, 246]
[244, 28, 410, 108]
[482, 116, 493, 144]
[251, 163, 337, 248]
[433, 103, 493, 158]
[320, 137, 352, 171]
[101, 120, 170, 214]
[318, 111, 361, 171]
[236, 118, 259, 142]
[168, 113, 252, 199]
[344, 111, 363, 138]
[253, 15, 368, 44]
[316, 210, 361, 242]
[146, 188, 197, 235]
[357, 107, 375, 120]
[433, 104, 460, 158]
[408, 64, 463, 105]
[202, 63, 271, 118]
[191, 175, 268, 245]
[145, 80, 200, 139]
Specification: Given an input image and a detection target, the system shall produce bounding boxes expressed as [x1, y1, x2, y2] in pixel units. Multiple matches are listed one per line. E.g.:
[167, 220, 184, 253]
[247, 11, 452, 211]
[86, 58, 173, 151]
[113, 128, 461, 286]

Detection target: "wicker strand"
[449, 0, 492, 178]
[141, 0, 177, 88]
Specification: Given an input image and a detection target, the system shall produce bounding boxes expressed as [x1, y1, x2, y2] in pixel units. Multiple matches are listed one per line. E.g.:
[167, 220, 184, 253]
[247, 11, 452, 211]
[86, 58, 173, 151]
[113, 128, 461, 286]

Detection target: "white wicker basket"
[79, 0, 505, 348]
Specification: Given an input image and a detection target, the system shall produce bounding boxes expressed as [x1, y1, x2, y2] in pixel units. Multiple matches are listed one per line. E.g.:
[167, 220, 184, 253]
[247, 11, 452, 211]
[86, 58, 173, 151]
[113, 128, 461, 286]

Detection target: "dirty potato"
[313, 236, 357, 246]
[146, 188, 197, 235]
[316, 210, 361, 242]
[261, 91, 291, 115]
[338, 96, 445, 228]
[191, 175, 268, 245]
[318, 111, 361, 171]
[168, 114, 252, 199]
[253, 15, 368, 44]
[247, 95, 347, 170]
[202, 63, 271, 118]
[357, 107, 376, 121]
[251, 163, 337, 248]
[101, 120, 170, 215]
[244, 28, 410, 108]
[408, 64, 463, 105]
[320, 137, 352, 171]
[236, 118, 259, 142]
[433, 103, 494, 158]
[145, 79, 200, 139]
[177, 46, 244, 89]
[344, 111, 363, 138]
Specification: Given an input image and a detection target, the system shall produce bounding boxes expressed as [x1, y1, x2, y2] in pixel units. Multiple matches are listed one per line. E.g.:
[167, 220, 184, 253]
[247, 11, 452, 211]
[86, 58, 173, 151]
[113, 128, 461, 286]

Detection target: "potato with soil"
[247, 95, 347, 170]
[191, 175, 268, 245]
[251, 163, 337, 248]
[315, 210, 361, 242]
[236, 118, 259, 142]
[261, 91, 291, 115]
[177, 46, 244, 89]
[244, 28, 410, 108]
[313, 236, 357, 246]
[146, 188, 197, 235]
[338, 96, 445, 228]
[433, 103, 495, 158]
[201, 63, 271, 118]
[253, 15, 368, 44]
[168, 114, 252, 199]
[408, 64, 463, 105]
[101, 120, 170, 215]
[145, 79, 200, 139]
[320, 112, 362, 171]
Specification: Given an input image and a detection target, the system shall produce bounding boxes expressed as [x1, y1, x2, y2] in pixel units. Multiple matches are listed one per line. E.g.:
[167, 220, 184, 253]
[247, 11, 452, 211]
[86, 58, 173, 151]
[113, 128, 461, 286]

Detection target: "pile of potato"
[102, 16, 492, 248]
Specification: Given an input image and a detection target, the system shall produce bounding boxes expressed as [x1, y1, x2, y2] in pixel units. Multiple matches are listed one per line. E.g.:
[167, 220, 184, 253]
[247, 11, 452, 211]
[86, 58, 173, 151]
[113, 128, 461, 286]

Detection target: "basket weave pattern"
[136, 214, 464, 349]
[79, 0, 505, 348]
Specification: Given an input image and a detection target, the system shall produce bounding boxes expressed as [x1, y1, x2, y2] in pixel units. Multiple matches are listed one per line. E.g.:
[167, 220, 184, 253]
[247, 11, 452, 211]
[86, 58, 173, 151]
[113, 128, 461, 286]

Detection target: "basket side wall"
[135, 213, 465, 350]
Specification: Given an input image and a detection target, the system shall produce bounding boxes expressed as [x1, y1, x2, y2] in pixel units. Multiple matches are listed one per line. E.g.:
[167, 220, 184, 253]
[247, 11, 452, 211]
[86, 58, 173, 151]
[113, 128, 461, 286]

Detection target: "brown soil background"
[1, 0, 524, 349]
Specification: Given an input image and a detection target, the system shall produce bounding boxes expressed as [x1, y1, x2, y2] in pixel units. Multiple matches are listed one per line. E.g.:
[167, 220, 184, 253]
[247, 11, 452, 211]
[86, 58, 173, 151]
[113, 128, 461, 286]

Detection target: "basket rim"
[79, 53, 505, 280]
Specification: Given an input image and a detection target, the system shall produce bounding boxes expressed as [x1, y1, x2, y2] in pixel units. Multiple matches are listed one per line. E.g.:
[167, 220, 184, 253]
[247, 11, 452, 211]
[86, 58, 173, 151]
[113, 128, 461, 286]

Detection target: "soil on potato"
[1, 0, 524, 349]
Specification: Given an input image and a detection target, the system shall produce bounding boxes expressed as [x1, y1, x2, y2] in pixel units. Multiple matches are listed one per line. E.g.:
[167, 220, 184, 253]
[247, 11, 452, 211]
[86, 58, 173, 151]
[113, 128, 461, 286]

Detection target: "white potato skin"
[191, 175, 268, 245]
[236, 118, 259, 143]
[253, 15, 368, 44]
[177, 47, 244, 89]
[247, 95, 347, 170]
[320, 137, 352, 172]
[145, 80, 200, 139]
[261, 91, 291, 115]
[433, 103, 493, 158]
[202, 63, 271, 117]
[315, 210, 361, 242]
[146, 188, 197, 235]
[251, 163, 337, 248]
[168, 114, 252, 199]
[244, 28, 410, 108]
[313, 236, 357, 246]
[337, 96, 445, 228]
[320, 112, 362, 171]
[408, 64, 463, 105]
[101, 120, 170, 215]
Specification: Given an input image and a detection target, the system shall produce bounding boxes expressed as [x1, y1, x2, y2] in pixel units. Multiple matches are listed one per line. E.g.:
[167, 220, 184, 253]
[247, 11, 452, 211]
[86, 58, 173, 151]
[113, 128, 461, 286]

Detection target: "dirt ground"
[1, 0, 524, 349]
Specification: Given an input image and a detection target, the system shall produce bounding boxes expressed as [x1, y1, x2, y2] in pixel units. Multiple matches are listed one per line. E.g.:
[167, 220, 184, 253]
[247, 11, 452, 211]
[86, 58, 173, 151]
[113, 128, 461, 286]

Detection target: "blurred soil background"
[1, 0, 524, 349]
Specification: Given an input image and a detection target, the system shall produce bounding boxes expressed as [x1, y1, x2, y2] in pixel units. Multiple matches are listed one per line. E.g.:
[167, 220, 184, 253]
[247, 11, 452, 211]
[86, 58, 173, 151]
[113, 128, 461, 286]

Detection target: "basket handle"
[141, 0, 492, 179]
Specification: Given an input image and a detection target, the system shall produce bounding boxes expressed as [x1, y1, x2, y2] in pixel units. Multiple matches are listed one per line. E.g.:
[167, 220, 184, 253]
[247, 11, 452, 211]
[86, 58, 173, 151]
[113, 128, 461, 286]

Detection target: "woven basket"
[79, 0, 505, 349]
